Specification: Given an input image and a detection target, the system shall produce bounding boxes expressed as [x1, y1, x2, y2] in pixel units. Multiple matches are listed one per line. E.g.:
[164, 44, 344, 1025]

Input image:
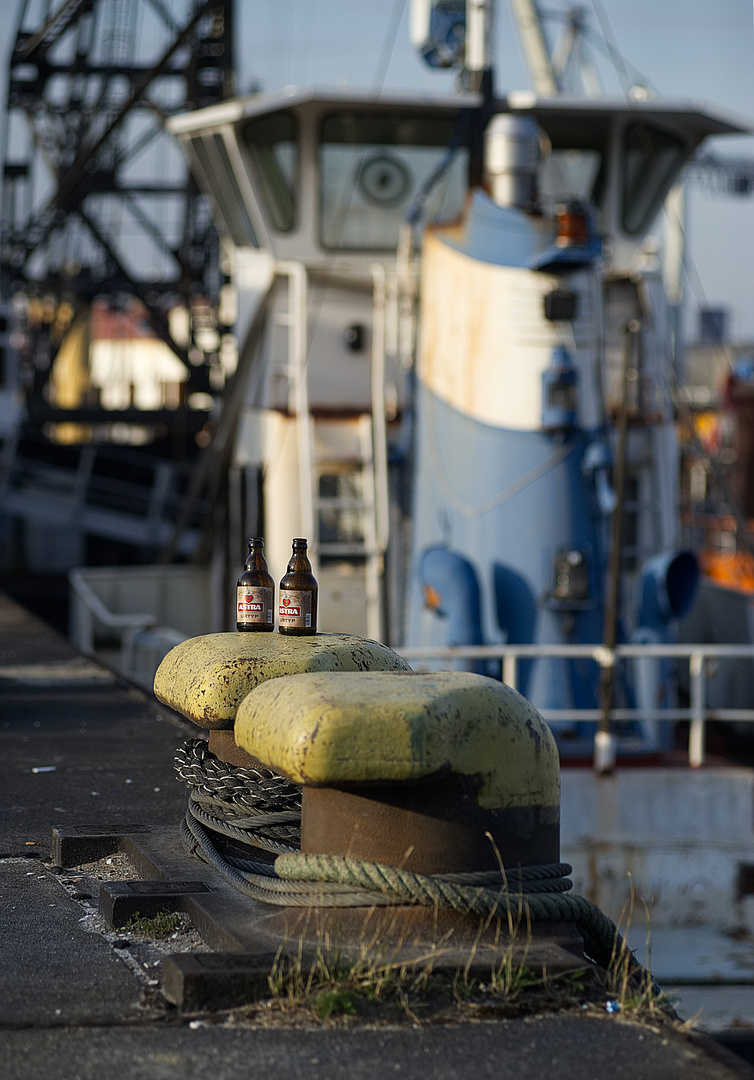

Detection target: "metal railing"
[0, 435, 204, 552]
[398, 642, 754, 768]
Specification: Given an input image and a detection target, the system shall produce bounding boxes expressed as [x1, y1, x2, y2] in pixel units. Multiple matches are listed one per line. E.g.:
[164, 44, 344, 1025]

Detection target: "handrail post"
[594, 645, 617, 773]
[689, 651, 705, 767]
[502, 653, 517, 691]
[395, 643, 754, 751]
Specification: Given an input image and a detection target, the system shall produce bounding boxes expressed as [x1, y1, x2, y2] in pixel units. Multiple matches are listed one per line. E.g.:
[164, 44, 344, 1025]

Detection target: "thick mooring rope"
[175, 739, 301, 851]
[175, 739, 302, 815]
[174, 738, 652, 986]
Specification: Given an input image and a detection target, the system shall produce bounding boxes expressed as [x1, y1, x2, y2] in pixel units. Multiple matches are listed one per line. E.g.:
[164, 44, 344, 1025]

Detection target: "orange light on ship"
[555, 201, 589, 248]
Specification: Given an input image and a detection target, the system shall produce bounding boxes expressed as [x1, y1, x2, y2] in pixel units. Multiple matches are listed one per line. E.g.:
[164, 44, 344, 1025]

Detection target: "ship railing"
[68, 564, 215, 688]
[398, 642, 754, 768]
[0, 434, 204, 552]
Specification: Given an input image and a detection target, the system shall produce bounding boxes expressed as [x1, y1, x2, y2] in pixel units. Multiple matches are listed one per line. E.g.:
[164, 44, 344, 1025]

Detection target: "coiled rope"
[175, 738, 654, 987]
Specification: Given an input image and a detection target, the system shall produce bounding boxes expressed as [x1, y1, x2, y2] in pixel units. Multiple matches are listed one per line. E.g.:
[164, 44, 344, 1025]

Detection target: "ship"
[158, 2, 748, 745]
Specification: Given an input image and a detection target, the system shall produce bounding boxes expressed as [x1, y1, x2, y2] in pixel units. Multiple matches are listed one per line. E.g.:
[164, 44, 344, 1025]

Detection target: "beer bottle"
[278, 537, 318, 636]
[236, 537, 275, 632]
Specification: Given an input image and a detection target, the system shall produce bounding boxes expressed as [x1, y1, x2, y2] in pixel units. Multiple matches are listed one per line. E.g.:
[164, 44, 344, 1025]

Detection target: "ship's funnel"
[484, 114, 540, 210]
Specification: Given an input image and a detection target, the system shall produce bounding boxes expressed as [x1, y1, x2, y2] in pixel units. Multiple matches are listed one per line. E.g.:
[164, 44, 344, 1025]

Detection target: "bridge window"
[622, 123, 685, 235]
[539, 148, 603, 211]
[242, 111, 297, 232]
[190, 133, 258, 247]
[319, 112, 467, 250]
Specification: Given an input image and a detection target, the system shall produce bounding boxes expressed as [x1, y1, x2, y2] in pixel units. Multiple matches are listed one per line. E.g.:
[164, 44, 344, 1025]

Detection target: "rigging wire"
[371, 0, 408, 94]
[286, 0, 298, 88]
[297, 0, 318, 86]
[262, 0, 409, 486]
[664, 197, 732, 381]
[588, 0, 634, 99]
[660, 197, 754, 556]
[579, 24, 656, 96]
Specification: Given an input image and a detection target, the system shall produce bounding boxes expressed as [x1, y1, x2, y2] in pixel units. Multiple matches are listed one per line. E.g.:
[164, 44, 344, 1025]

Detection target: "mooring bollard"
[153, 631, 410, 765]
[234, 669, 560, 875]
[156, 639, 654, 995]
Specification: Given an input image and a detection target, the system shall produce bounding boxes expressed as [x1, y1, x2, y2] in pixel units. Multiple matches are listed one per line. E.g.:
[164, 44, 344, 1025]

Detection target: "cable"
[580, 23, 656, 96]
[588, 0, 634, 100]
[371, 0, 408, 95]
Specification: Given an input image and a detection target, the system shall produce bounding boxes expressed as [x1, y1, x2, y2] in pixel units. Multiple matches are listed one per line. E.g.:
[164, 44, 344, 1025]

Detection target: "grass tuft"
[603, 876, 673, 1020]
[313, 988, 358, 1020]
[260, 902, 594, 1025]
[124, 910, 183, 938]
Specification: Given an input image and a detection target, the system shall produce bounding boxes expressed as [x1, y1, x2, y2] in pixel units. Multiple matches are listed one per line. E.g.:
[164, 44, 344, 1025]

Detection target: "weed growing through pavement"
[266, 904, 444, 1020]
[263, 894, 592, 1024]
[124, 910, 183, 938]
[603, 875, 674, 1020]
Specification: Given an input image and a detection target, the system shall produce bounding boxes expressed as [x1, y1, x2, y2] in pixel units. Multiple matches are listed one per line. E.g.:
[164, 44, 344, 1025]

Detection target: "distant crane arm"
[507, 0, 559, 95]
[685, 154, 754, 198]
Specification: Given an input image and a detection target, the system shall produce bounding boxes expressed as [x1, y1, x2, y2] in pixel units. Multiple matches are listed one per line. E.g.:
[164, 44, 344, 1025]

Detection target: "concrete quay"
[1, 591, 751, 1079]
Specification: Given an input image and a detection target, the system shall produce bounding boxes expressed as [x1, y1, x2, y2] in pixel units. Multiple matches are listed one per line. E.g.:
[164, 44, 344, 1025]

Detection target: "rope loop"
[174, 738, 656, 992]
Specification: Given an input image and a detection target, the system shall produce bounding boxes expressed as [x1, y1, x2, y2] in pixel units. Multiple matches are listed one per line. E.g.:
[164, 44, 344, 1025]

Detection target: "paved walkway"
[0, 593, 751, 1079]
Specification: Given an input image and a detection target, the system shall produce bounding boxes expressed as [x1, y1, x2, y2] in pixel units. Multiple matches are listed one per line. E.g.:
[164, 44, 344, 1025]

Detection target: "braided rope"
[274, 853, 565, 910]
[188, 797, 299, 856]
[174, 738, 655, 990]
[181, 811, 384, 906]
[176, 738, 302, 852]
[175, 739, 302, 813]
[273, 853, 652, 983]
[189, 791, 301, 827]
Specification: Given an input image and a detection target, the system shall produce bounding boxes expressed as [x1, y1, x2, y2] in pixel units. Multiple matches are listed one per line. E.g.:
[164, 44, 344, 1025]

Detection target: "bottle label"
[279, 589, 312, 629]
[237, 585, 274, 625]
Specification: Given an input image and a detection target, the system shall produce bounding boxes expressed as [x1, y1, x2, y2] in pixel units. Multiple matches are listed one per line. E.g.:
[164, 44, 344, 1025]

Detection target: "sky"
[2, 0, 754, 342]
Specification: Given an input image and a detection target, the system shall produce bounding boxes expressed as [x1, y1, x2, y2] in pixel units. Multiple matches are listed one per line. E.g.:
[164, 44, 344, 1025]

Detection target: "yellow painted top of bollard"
[234, 670, 560, 810]
[153, 632, 410, 729]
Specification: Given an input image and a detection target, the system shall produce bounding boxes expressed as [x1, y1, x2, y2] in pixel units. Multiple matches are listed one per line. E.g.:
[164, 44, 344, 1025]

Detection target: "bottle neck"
[288, 542, 311, 573]
[246, 542, 267, 571]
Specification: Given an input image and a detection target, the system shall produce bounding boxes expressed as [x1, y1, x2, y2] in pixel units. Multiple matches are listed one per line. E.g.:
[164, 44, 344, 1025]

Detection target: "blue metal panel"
[407, 382, 605, 713]
[441, 190, 553, 268]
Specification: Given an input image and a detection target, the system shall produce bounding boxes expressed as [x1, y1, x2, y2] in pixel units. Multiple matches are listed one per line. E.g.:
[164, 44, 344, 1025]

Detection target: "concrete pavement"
[1, 592, 751, 1079]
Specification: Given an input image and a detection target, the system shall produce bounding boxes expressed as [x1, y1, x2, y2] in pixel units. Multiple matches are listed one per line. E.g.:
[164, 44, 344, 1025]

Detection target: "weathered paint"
[300, 783, 561, 871]
[561, 767, 754, 932]
[407, 384, 604, 712]
[153, 632, 410, 729]
[418, 224, 601, 432]
[234, 669, 560, 810]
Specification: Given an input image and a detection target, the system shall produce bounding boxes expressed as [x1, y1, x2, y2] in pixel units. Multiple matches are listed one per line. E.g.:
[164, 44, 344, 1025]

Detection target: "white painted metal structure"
[168, 89, 742, 644]
[169, 89, 480, 640]
[400, 639, 754, 767]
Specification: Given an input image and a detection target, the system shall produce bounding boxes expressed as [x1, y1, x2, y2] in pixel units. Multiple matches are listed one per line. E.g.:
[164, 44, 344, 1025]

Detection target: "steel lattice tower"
[0, 0, 234, 436]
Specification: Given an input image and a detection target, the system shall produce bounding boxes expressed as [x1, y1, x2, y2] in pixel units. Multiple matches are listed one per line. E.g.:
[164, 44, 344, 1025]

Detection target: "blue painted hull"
[407, 382, 606, 713]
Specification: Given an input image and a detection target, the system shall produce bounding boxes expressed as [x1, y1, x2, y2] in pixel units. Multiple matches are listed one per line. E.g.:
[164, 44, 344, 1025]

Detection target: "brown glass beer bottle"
[236, 537, 275, 632]
[278, 538, 318, 636]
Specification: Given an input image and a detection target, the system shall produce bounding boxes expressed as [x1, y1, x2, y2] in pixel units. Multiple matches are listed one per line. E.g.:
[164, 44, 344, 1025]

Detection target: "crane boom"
[507, 0, 558, 95]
